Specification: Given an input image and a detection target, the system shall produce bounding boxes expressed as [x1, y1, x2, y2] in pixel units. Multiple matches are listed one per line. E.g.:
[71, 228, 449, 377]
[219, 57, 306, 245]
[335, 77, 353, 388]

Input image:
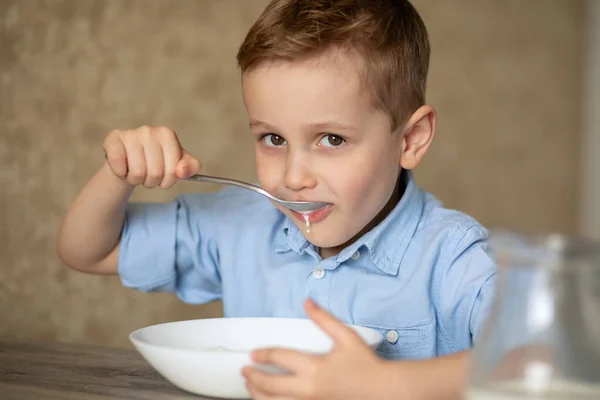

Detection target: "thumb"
[304, 298, 359, 346]
[176, 149, 202, 179]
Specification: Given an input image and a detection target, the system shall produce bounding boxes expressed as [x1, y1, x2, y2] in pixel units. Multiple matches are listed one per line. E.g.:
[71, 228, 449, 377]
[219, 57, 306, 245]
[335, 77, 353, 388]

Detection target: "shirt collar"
[274, 170, 424, 276]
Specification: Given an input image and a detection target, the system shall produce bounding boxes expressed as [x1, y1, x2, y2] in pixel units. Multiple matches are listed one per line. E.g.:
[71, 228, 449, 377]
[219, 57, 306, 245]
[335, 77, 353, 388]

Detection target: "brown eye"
[264, 134, 286, 147]
[328, 135, 343, 146]
[320, 134, 345, 147]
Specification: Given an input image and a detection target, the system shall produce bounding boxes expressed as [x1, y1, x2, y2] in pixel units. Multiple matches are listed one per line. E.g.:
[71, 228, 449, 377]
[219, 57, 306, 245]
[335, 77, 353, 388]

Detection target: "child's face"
[242, 51, 428, 253]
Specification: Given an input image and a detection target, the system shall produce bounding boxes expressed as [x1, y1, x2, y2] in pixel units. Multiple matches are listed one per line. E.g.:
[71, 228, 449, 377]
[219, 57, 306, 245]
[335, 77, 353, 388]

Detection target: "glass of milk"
[466, 230, 600, 399]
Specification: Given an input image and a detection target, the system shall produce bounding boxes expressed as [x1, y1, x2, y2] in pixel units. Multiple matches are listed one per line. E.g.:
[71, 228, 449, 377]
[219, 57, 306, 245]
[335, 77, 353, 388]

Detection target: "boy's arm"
[56, 126, 201, 275]
[381, 350, 470, 400]
[56, 162, 134, 274]
[243, 299, 472, 400]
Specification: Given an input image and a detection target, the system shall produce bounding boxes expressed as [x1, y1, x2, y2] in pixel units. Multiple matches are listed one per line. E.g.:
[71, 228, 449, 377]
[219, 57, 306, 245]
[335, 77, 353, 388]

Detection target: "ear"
[399, 105, 436, 170]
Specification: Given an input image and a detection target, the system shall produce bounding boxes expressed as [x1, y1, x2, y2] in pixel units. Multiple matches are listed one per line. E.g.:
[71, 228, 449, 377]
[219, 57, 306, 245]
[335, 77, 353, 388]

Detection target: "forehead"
[241, 50, 373, 121]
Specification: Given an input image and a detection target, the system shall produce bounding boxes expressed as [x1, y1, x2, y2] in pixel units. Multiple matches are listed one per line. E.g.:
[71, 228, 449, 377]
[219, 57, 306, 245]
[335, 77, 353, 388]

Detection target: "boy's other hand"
[242, 299, 388, 400]
[102, 125, 201, 189]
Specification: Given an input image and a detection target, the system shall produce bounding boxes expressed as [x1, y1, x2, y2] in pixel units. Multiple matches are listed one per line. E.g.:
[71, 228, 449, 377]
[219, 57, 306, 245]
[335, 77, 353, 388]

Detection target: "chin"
[306, 237, 342, 248]
[303, 229, 352, 249]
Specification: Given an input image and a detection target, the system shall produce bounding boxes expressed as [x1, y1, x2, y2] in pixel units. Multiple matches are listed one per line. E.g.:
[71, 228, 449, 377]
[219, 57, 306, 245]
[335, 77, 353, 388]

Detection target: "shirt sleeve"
[437, 225, 497, 351]
[118, 193, 222, 304]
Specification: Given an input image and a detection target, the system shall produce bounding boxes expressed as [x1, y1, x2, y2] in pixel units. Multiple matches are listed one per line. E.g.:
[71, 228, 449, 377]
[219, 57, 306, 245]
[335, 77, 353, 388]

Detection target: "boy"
[57, 0, 496, 399]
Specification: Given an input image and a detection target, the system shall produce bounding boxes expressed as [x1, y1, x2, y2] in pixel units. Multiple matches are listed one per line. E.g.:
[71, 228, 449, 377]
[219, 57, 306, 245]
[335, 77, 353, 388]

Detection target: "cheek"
[333, 173, 368, 204]
[255, 150, 281, 192]
[333, 153, 398, 200]
[330, 153, 399, 216]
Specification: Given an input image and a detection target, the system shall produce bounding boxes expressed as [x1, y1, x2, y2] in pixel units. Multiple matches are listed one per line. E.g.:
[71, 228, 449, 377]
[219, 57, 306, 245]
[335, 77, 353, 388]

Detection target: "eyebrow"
[249, 119, 356, 132]
[249, 119, 276, 131]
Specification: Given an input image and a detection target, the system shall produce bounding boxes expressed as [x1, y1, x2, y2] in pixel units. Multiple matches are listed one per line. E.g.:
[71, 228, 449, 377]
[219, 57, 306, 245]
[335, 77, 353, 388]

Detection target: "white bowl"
[130, 317, 383, 399]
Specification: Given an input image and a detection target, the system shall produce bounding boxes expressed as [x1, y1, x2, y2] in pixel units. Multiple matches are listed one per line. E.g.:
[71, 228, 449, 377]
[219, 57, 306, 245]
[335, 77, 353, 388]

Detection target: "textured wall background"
[0, 0, 583, 348]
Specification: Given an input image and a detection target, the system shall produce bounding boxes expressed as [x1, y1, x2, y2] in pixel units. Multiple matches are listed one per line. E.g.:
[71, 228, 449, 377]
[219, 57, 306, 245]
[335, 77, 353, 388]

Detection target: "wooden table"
[0, 340, 221, 399]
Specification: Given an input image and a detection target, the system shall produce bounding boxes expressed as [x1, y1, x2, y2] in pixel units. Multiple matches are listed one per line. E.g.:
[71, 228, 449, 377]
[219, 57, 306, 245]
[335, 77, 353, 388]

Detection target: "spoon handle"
[183, 174, 274, 200]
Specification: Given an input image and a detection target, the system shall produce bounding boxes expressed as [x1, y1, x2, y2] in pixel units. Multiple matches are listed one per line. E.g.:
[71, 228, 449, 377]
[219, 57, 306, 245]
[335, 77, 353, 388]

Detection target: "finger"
[251, 348, 318, 374]
[242, 367, 304, 398]
[103, 132, 128, 178]
[122, 137, 147, 186]
[304, 298, 359, 345]
[175, 149, 202, 179]
[142, 136, 165, 188]
[158, 132, 183, 189]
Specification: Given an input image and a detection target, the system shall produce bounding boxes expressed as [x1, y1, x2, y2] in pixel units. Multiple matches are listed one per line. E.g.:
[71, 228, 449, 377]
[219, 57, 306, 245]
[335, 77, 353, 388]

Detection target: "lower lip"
[291, 205, 333, 224]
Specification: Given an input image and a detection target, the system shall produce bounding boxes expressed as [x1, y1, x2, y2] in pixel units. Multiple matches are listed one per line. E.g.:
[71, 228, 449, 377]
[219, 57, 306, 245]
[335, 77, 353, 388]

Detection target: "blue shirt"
[118, 172, 497, 360]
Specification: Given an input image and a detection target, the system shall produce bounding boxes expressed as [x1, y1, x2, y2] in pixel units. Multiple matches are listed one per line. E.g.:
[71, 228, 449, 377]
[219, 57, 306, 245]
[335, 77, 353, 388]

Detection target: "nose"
[284, 150, 317, 192]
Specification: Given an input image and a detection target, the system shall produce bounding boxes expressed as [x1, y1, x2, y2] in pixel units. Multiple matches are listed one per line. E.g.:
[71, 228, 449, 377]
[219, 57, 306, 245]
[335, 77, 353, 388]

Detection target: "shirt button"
[312, 269, 325, 279]
[386, 330, 399, 344]
[351, 250, 361, 260]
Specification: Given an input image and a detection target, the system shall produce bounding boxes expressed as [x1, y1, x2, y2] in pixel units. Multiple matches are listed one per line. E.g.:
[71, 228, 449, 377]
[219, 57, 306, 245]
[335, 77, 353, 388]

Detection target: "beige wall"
[0, 0, 583, 348]
[581, 0, 600, 240]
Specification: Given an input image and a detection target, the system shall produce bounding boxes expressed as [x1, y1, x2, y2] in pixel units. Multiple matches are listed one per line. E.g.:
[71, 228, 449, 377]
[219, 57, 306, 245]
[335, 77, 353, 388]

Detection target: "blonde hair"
[237, 0, 430, 130]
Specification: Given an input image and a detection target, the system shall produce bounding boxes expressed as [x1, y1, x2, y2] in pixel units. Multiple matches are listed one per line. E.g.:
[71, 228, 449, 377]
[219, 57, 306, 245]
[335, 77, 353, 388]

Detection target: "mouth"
[291, 205, 333, 224]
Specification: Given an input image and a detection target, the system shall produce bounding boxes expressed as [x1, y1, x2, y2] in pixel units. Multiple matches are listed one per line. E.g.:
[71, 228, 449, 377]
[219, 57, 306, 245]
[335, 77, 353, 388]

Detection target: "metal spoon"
[183, 174, 331, 213]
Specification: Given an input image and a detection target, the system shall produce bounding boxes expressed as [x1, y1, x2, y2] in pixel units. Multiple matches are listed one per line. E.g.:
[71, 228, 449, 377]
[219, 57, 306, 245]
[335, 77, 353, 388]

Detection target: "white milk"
[302, 213, 311, 233]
